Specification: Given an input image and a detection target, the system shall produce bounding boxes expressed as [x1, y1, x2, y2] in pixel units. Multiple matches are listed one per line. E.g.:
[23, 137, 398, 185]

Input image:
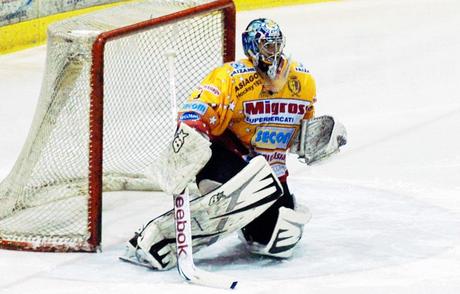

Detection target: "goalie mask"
[242, 18, 286, 81]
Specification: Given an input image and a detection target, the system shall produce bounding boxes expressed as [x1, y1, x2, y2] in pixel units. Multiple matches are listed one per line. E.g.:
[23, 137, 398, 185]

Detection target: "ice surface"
[1, 0, 460, 293]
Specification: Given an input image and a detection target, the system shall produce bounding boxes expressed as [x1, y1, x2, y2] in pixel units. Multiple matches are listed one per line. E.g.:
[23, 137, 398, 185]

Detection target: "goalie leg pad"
[241, 205, 311, 258]
[122, 156, 283, 270]
[121, 221, 176, 270]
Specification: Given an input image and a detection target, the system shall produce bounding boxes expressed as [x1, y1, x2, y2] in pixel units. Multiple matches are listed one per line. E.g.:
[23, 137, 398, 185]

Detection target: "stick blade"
[178, 261, 238, 289]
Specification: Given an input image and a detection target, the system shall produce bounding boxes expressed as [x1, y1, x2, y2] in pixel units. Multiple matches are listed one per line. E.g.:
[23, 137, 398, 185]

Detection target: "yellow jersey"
[179, 58, 316, 178]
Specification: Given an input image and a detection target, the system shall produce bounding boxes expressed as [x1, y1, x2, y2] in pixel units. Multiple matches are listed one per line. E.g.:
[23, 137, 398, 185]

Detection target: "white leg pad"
[244, 206, 312, 258]
[122, 156, 285, 270]
[122, 221, 176, 271]
[137, 222, 176, 270]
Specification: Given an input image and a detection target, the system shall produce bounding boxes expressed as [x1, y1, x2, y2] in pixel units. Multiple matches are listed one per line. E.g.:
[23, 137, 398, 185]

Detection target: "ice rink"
[1, 0, 460, 293]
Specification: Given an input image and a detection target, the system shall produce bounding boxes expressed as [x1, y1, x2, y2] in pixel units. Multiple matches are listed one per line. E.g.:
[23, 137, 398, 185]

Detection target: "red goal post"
[0, 0, 235, 252]
[88, 0, 236, 252]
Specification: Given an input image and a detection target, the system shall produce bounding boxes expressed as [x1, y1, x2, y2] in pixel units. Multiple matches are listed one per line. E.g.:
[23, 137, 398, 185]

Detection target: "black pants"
[196, 140, 295, 245]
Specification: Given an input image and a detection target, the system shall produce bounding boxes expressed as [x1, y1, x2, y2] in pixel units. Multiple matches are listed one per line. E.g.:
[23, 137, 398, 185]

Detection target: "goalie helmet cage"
[0, 0, 235, 252]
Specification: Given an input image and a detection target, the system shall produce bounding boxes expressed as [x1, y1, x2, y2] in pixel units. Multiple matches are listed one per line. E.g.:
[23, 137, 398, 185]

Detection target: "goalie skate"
[122, 156, 283, 270]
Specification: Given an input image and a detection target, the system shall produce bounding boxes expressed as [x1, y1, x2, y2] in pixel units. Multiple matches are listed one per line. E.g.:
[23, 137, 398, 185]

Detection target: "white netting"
[0, 0, 230, 251]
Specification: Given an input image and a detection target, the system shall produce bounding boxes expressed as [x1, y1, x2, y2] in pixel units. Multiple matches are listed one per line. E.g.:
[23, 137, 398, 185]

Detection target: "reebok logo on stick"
[175, 194, 189, 256]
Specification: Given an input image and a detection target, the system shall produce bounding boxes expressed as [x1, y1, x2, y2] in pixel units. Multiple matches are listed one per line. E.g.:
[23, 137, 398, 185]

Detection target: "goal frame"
[0, 0, 235, 252]
[88, 0, 235, 252]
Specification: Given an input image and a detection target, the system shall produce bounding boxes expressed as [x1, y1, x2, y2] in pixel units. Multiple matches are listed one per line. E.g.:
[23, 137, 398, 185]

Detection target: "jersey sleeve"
[302, 72, 317, 120]
[178, 65, 235, 137]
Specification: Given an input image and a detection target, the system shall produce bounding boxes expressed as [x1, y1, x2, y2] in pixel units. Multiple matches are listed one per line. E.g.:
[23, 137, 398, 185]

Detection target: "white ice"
[1, 0, 460, 293]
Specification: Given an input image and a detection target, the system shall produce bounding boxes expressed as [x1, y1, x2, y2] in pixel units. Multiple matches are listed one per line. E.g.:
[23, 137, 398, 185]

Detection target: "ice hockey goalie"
[122, 18, 347, 270]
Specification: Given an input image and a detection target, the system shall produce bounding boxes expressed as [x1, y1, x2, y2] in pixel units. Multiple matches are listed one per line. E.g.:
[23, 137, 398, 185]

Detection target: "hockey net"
[0, 0, 235, 252]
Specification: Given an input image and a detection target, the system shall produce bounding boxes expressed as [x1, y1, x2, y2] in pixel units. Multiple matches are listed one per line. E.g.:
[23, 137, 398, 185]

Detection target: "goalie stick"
[166, 50, 238, 289]
[174, 188, 238, 289]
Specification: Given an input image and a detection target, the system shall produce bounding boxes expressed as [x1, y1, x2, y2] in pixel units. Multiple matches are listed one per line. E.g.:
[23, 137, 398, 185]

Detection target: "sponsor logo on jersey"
[230, 62, 257, 76]
[230, 62, 256, 77]
[180, 112, 200, 121]
[243, 99, 310, 125]
[198, 84, 221, 96]
[181, 101, 208, 115]
[234, 73, 260, 91]
[288, 76, 301, 97]
[235, 73, 263, 98]
[255, 150, 287, 164]
[231, 67, 257, 76]
[252, 127, 295, 150]
[295, 64, 310, 73]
